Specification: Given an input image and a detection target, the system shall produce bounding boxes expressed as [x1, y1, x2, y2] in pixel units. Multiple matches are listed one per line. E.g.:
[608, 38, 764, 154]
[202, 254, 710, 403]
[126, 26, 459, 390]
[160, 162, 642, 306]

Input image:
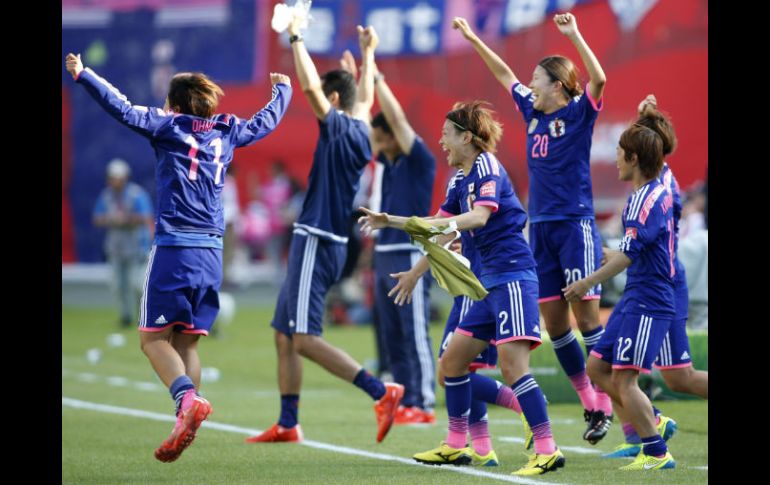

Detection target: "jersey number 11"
[185, 136, 224, 184]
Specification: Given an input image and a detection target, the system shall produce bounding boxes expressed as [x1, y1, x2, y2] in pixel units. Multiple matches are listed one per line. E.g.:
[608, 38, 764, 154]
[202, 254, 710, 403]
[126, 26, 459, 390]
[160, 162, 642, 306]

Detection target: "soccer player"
[602, 95, 707, 459]
[65, 53, 292, 462]
[564, 123, 677, 471]
[245, 21, 404, 444]
[360, 101, 564, 476]
[387, 177, 533, 468]
[364, 60, 437, 424]
[452, 13, 613, 443]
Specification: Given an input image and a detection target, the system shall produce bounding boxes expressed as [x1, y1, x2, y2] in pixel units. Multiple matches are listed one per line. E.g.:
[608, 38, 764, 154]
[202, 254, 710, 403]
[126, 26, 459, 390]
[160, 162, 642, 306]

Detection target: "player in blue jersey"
[66, 52, 292, 462]
[453, 13, 613, 443]
[564, 124, 677, 471]
[363, 59, 438, 425]
[602, 95, 708, 459]
[360, 101, 564, 476]
[638, 96, 707, 398]
[386, 175, 520, 467]
[245, 20, 404, 445]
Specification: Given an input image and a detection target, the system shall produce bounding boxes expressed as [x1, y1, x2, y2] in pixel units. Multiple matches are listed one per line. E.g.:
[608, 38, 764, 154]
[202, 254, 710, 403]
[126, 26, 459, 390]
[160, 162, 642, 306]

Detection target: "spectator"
[93, 158, 154, 328]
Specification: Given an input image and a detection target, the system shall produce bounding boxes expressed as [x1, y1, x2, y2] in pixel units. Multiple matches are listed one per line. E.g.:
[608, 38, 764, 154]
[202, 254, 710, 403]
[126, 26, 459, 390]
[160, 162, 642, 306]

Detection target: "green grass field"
[63, 306, 707, 485]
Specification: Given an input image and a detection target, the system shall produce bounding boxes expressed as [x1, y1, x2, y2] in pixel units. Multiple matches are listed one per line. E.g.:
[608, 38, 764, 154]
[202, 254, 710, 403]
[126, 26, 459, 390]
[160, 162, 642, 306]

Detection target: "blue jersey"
[618, 180, 676, 317]
[376, 137, 436, 248]
[439, 171, 482, 276]
[295, 110, 372, 243]
[440, 153, 535, 280]
[510, 82, 602, 222]
[659, 163, 686, 283]
[76, 67, 291, 247]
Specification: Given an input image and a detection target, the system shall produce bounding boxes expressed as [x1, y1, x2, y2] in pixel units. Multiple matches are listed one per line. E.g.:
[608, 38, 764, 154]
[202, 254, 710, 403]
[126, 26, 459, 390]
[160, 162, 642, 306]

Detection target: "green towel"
[403, 217, 488, 301]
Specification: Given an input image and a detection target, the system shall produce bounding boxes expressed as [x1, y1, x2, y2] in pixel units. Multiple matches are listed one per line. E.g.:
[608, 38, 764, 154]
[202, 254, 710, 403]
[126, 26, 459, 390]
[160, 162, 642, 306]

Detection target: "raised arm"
[373, 65, 416, 154]
[554, 13, 606, 102]
[452, 17, 518, 92]
[287, 18, 330, 120]
[66, 52, 171, 138]
[339, 49, 358, 79]
[351, 26, 378, 121]
[234, 73, 293, 147]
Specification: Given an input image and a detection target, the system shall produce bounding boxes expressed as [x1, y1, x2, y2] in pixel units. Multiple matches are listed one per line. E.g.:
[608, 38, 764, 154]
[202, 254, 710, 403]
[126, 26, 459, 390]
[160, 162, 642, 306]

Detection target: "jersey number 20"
[531, 134, 549, 158]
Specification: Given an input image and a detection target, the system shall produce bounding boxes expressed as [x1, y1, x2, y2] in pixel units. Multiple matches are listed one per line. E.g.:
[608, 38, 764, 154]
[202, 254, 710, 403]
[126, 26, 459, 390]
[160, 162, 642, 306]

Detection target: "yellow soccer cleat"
[413, 442, 473, 466]
[520, 413, 533, 450]
[471, 449, 499, 467]
[656, 415, 678, 441]
[619, 451, 676, 470]
[512, 448, 565, 476]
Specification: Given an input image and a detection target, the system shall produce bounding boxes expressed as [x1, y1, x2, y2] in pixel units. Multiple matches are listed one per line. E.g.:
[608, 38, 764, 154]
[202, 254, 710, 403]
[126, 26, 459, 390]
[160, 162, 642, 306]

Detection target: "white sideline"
[62, 397, 569, 485]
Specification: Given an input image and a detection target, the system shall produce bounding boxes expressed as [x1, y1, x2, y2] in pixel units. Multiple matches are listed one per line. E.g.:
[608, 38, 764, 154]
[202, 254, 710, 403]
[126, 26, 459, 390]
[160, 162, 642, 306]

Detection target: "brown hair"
[445, 101, 503, 153]
[167, 72, 224, 118]
[619, 124, 664, 179]
[538, 56, 583, 98]
[635, 105, 677, 156]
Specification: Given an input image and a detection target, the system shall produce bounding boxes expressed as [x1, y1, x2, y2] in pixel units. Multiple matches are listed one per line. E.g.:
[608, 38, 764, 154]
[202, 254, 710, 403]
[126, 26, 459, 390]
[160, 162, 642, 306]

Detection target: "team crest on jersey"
[527, 119, 538, 134]
[625, 227, 637, 239]
[548, 118, 566, 137]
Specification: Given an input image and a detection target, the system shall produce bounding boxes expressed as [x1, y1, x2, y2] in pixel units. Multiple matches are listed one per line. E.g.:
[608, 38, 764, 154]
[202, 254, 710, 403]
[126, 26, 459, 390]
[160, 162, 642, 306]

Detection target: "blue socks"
[169, 375, 195, 414]
[581, 327, 604, 356]
[551, 330, 586, 377]
[511, 374, 549, 428]
[353, 368, 386, 400]
[642, 434, 667, 457]
[278, 394, 300, 428]
[469, 373, 501, 404]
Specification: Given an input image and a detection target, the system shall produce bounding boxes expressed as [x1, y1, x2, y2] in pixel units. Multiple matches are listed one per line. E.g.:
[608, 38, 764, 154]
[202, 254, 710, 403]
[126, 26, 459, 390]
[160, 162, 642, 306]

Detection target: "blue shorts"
[459, 279, 542, 349]
[653, 317, 692, 369]
[439, 295, 498, 370]
[271, 230, 347, 337]
[529, 219, 602, 302]
[139, 245, 222, 336]
[591, 300, 672, 374]
[652, 269, 692, 369]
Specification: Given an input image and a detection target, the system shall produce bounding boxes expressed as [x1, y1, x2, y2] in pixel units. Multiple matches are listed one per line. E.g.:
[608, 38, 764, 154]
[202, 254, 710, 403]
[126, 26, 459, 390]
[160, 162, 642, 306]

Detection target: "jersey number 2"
[185, 136, 223, 183]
